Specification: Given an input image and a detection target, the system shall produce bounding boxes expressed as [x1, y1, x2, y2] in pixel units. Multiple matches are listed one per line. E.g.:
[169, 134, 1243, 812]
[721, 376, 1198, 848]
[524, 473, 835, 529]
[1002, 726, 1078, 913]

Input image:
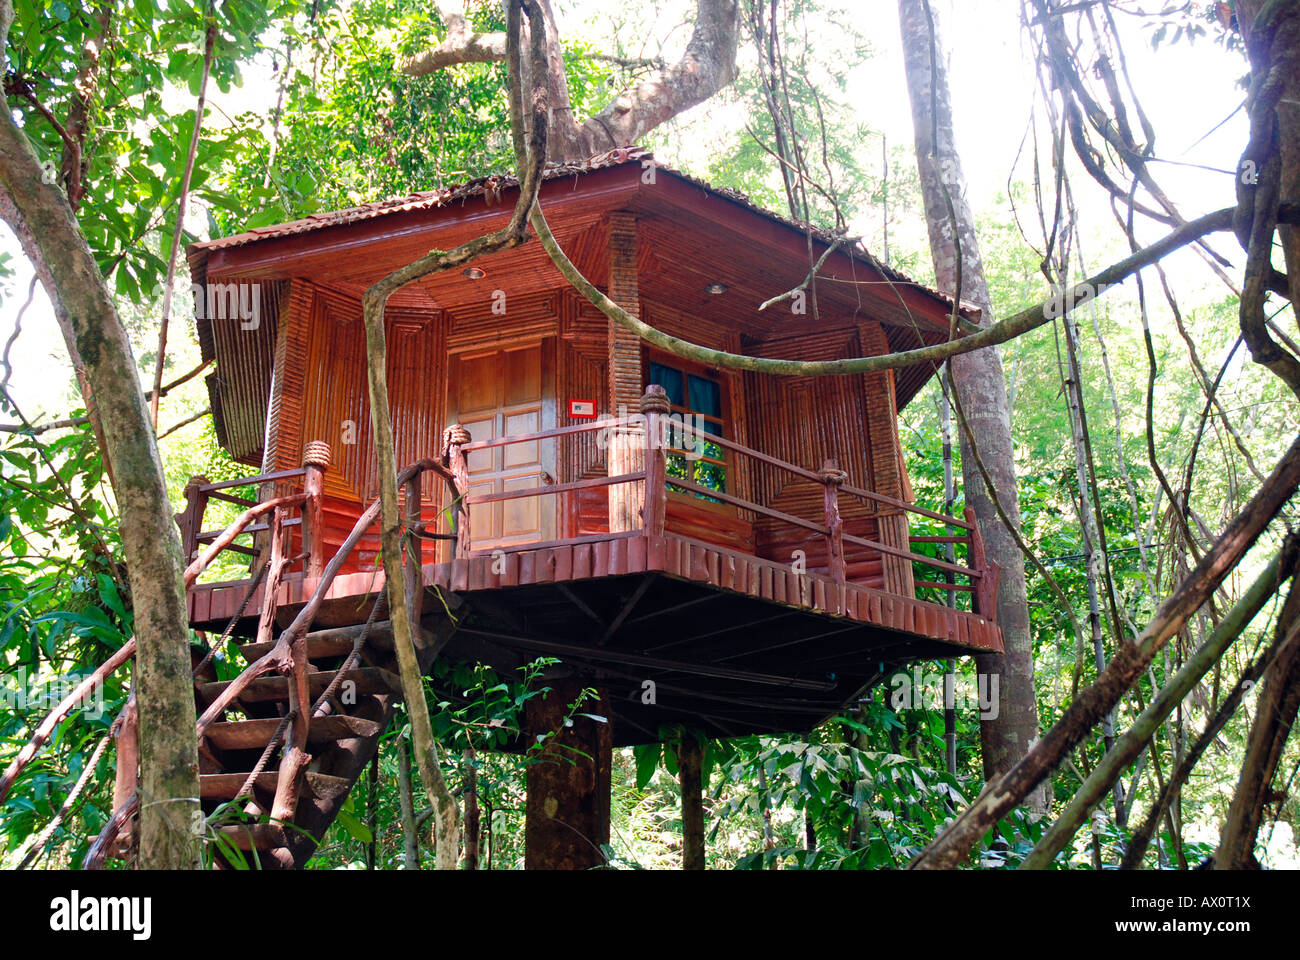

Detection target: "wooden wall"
[259, 213, 916, 586]
[265, 280, 447, 570]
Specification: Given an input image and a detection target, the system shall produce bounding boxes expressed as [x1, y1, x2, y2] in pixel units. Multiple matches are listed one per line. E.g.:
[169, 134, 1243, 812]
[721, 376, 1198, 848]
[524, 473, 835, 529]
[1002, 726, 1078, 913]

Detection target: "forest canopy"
[0, 0, 1296, 882]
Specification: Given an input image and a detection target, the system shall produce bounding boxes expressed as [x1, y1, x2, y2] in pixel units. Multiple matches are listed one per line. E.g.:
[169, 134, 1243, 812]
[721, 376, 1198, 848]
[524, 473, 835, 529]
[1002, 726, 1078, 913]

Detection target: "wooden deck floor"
[189, 531, 1001, 743]
[191, 531, 1002, 652]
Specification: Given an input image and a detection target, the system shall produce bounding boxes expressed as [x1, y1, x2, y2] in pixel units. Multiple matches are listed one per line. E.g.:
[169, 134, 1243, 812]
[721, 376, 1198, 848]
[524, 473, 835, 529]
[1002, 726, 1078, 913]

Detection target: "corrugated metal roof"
[193, 147, 653, 251]
[191, 146, 960, 313]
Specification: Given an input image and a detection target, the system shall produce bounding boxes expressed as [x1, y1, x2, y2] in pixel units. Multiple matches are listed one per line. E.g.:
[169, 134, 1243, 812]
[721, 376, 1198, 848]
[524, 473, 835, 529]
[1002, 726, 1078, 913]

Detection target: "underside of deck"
[190, 532, 1002, 744]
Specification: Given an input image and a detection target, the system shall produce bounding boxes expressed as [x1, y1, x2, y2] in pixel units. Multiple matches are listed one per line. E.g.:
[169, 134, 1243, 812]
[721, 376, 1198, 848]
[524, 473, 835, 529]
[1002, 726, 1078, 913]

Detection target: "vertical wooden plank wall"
[859, 321, 915, 598]
[560, 293, 612, 538]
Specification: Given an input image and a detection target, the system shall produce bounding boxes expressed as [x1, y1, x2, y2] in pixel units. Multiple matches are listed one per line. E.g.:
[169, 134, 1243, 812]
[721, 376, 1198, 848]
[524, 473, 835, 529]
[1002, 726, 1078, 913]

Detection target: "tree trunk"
[396, 732, 421, 869]
[0, 0, 200, 869]
[897, 0, 1047, 811]
[523, 678, 612, 870]
[463, 746, 480, 870]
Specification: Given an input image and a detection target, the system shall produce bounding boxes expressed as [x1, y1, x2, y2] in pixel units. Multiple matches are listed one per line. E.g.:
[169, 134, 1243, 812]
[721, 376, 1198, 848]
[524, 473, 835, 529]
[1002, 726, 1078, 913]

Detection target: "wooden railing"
[177, 402, 999, 622]
[450, 386, 1001, 621]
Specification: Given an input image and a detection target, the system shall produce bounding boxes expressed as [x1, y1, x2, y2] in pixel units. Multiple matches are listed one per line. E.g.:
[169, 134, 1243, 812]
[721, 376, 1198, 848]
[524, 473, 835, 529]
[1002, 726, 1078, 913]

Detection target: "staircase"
[0, 447, 465, 869]
[193, 622, 407, 868]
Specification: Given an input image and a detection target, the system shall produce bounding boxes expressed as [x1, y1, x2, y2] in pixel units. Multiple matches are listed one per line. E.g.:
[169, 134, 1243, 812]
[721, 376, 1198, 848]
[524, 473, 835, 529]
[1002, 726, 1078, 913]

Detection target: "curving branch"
[530, 196, 1234, 377]
[0, 641, 135, 804]
[399, 1, 508, 75]
[401, 0, 740, 161]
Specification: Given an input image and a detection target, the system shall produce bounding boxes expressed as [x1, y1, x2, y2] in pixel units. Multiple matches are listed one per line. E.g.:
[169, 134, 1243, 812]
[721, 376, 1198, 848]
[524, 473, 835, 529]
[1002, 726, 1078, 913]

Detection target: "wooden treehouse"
[168, 147, 1001, 868]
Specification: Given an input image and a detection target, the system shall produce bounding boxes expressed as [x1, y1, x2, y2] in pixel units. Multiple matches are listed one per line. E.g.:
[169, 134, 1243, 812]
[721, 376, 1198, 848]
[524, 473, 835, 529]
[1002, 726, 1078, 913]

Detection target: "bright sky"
[0, 0, 1251, 421]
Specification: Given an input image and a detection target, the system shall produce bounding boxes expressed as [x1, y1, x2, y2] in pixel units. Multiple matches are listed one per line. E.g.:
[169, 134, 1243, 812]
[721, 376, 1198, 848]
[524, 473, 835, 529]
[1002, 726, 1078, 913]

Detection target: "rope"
[229, 591, 388, 805]
[191, 557, 271, 679]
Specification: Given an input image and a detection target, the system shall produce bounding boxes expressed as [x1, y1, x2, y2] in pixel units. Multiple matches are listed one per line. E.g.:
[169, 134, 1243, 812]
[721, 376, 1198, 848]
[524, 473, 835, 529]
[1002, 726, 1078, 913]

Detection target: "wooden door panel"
[448, 340, 555, 550]
[502, 475, 542, 542]
[504, 347, 542, 405]
[462, 415, 497, 475]
[503, 409, 542, 468]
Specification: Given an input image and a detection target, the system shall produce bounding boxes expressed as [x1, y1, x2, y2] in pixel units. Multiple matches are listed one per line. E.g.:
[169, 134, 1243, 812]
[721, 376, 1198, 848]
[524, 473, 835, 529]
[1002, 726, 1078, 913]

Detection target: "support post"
[607, 211, 643, 535]
[678, 733, 706, 870]
[641, 386, 669, 538]
[820, 459, 846, 584]
[301, 441, 332, 579]
[524, 677, 612, 870]
[608, 417, 646, 534]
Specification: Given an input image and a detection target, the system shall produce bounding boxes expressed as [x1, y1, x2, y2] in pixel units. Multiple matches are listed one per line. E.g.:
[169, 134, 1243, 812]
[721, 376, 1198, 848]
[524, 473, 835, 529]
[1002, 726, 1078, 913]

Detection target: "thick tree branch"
[399, 1, 508, 75]
[909, 433, 1300, 868]
[530, 199, 1234, 376]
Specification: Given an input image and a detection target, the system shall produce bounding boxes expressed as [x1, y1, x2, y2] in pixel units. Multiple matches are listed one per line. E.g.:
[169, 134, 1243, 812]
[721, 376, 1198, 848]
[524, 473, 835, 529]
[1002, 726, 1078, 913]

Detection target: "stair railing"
[4, 444, 462, 866]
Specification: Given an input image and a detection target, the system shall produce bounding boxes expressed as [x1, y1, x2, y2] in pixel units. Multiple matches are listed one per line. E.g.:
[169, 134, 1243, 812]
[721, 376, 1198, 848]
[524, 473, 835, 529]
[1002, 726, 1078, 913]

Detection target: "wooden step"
[197, 667, 402, 708]
[200, 770, 353, 802]
[204, 715, 382, 751]
[240, 624, 393, 663]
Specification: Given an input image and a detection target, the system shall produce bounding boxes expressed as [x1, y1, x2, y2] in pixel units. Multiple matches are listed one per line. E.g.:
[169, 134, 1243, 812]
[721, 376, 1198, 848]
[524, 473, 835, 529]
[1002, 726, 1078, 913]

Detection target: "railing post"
[177, 475, 209, 565]
[443, 424, 472, 559]
[820, 459, 846, 584]
[301, 441, 331, 579]
[608, 401, 647, 535]
[640, 386, 669, 537]
[964, 505, 999, 620]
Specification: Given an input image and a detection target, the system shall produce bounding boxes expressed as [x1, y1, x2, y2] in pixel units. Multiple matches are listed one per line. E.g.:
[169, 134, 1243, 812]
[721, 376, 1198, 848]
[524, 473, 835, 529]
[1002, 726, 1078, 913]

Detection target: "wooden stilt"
[678, 733, 706, 870]
[524, 677, 612, 870]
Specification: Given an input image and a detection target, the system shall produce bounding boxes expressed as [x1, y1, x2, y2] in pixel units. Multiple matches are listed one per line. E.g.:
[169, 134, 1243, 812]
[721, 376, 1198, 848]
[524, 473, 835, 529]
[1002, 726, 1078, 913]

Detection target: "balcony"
[180, 391, 1002, 743]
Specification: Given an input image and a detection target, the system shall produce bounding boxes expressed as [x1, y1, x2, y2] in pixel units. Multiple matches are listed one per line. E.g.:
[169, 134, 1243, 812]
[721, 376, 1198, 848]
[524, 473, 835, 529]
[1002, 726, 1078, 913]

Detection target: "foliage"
[3, 0, 1297, 871]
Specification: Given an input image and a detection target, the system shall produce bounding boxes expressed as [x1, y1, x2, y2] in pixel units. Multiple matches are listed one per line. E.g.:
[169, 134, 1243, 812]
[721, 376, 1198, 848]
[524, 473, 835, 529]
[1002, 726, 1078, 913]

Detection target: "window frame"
[643, 349, 733, 512]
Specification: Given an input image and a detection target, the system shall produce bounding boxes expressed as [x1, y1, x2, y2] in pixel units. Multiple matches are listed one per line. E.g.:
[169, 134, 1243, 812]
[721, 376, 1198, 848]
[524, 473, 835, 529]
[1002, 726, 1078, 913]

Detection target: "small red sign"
[569, 399, 597, 420]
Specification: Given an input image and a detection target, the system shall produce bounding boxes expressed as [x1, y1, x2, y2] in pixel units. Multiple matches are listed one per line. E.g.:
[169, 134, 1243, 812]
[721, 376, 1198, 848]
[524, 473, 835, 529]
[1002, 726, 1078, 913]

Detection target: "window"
[647, 359, 727, 501]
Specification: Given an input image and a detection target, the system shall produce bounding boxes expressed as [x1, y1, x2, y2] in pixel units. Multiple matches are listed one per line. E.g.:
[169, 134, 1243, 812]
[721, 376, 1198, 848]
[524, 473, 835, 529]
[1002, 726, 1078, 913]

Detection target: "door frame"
[445, 336, 558, 554]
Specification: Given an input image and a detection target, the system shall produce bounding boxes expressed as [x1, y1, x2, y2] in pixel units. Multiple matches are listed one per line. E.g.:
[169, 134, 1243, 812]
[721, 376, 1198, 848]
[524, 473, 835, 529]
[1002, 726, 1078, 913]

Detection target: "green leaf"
[334, 808, 373, 843]
[633, 742, 660, 789]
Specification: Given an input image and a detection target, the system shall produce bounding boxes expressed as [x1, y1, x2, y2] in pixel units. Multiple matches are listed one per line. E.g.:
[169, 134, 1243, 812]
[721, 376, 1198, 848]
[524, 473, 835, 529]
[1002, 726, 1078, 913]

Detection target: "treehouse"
[173, 146, 1002, 868]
